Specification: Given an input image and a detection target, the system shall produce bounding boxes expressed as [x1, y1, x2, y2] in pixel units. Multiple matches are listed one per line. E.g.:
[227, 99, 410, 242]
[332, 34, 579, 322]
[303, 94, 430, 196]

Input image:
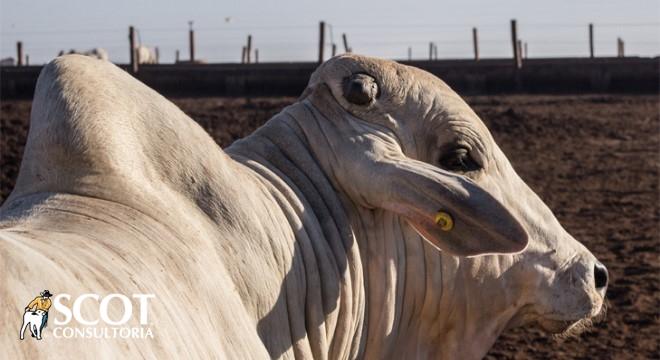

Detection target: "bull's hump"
[7, 55, 240, 222]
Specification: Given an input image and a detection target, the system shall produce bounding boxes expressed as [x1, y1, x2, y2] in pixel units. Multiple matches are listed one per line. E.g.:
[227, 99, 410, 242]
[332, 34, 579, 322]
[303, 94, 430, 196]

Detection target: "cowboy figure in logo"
[21, 290, 53, 339]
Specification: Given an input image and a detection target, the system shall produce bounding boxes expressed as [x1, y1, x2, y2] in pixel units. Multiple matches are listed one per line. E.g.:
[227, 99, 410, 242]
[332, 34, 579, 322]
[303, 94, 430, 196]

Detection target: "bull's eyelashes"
[342, 73, 379, 105]
[438, 146, 481, 173]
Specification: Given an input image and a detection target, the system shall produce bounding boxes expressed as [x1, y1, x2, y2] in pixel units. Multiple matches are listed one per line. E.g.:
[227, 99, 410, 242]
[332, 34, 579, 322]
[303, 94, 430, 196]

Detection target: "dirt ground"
[1, 94, 658, 359]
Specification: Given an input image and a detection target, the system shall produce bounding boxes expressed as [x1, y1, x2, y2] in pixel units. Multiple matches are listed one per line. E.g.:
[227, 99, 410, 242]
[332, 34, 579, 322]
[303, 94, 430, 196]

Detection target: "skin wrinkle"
[394, 214, 408, 339]
[299, 101, 343, 183]
[235, 143, 334, 287]
[222, 156, 290, 278]
[253, 133, 345, 270]
[238, 153, 322, 358]
[284, 123, 362, 354]
[277, 113, 346, 225]
[341, 106, 408, 156]
[272, 116, 364, 358]
[389, 212, 405, 345]
[442, 119, 489, 166]
[372, 211, 395, 356]
[301, 99, 375, 210]
[401, 226, 424, 343]
[281, 108, 356, 248]
[6, 190, 185, 245]
[266, 144, 343, 352]
[232, 116, 366, 358]
[258, 118, 364, 342]
[355, 206, 371, 356]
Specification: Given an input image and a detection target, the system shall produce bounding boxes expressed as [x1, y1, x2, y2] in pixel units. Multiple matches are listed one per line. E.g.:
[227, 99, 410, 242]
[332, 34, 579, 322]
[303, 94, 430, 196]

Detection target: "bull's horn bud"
[435, 211, 454, 231]
[343, 73, 378, 105]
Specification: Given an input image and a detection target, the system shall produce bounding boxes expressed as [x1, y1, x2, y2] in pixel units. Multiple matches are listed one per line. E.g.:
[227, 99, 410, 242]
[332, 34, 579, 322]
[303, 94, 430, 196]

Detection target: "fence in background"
[2, 19, 659, 67]
[2, 56, 658, 99]
[2, 19, 658, 98]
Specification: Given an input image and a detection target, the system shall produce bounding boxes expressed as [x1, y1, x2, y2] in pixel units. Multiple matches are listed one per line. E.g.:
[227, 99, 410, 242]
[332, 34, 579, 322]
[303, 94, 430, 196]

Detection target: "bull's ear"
[375, 160, 530, 257]
[351, 158, 528, 256]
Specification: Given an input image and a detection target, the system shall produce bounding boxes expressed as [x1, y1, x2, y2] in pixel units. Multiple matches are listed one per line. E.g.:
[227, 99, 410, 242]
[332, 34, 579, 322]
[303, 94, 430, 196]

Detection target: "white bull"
[136, 45, 158, 64]
[0, 54, 606, 359]
[19, 310, 46, 340]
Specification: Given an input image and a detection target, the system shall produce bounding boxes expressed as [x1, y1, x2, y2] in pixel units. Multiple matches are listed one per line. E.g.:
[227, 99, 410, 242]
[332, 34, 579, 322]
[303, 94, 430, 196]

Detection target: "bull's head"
[294, 54, 607, 357]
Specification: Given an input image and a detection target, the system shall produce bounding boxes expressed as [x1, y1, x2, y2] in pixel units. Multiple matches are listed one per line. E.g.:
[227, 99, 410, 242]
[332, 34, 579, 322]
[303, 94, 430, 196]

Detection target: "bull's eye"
[438, 147, 481, 172]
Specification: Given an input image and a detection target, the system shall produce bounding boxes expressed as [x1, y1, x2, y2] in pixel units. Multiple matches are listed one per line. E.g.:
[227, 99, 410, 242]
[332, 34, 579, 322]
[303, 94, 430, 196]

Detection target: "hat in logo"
[40, 290, 53, 298]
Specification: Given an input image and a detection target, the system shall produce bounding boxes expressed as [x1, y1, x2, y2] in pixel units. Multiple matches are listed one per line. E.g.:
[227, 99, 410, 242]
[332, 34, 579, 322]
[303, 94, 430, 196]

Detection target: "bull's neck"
[352, 208, 522, 359]
[225, 106, 519, 359]
[226, 107, 367, 359]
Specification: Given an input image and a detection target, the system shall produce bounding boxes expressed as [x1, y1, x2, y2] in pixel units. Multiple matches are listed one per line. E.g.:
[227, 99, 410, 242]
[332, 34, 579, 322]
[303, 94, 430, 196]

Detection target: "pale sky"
[1, 0, 659, 64]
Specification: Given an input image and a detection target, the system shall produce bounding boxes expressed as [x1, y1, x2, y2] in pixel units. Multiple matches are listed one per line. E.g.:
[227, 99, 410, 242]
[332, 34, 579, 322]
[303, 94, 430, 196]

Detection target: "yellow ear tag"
[434, 211, 454, 231]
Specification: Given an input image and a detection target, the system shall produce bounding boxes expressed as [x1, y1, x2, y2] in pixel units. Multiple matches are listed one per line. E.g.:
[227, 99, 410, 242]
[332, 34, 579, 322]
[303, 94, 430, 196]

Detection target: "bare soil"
[1, 95, 658, 359]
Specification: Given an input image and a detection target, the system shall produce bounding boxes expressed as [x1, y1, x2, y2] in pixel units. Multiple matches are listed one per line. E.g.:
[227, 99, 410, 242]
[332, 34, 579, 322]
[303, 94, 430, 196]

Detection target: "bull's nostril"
[594, 262, 608, 289]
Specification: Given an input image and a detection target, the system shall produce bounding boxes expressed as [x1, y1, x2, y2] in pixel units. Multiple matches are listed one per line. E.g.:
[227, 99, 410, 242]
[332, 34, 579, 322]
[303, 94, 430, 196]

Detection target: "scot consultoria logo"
[19, 290, 53, 340]
[19, 290, 156, 340]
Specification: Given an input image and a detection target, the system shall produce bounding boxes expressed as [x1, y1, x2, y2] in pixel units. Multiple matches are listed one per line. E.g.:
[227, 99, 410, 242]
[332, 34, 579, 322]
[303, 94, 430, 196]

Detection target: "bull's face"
[300, 54, 606, 336]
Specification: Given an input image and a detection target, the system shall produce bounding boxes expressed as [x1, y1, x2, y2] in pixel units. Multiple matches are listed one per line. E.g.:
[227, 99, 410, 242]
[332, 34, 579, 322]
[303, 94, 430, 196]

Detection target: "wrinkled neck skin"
[228, 101, 523, 360]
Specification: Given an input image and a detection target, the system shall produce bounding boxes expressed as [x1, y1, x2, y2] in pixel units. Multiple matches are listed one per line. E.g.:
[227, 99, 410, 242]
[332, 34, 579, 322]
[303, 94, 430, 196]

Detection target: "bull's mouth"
[539, 318, 584, 334]
[537, 307, 607, 339]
